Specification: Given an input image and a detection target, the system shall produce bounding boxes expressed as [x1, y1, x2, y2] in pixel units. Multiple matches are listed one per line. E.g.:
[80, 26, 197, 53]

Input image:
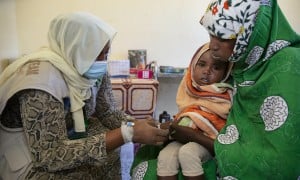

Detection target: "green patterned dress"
[210, 0, 300, 179]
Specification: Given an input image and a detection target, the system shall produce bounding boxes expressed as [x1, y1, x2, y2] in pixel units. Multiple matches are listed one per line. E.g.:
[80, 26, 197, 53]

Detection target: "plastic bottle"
[159, 111, 171, 123]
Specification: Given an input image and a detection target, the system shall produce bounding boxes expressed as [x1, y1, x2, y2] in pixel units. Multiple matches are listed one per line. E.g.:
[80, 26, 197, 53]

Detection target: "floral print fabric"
[202, 0, 300, 179]
[200, 0, 260, 62]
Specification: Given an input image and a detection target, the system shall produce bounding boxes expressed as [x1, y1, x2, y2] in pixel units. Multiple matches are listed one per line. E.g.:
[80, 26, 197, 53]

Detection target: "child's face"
[193, 50, 228, 85]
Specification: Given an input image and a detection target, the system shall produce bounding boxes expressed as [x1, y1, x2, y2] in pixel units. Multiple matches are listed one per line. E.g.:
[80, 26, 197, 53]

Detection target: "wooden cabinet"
[111, 78, 159, 119]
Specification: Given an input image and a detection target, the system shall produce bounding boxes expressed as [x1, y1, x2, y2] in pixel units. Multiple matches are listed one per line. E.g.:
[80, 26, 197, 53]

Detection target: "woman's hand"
[132, 120, 169, 145]
[159, 121, 172, 130]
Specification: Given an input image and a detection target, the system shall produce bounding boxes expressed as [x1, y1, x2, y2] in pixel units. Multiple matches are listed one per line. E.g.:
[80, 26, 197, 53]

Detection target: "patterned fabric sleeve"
[19, 89, 108, 171]
[93, 73, 128, 130]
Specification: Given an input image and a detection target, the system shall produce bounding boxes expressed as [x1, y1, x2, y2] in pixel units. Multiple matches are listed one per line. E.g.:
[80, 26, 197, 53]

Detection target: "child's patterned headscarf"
[200, 0, 260, 62]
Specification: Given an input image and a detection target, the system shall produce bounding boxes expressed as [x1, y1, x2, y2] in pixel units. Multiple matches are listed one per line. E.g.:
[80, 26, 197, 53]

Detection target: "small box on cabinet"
[137, 69, 153, 79]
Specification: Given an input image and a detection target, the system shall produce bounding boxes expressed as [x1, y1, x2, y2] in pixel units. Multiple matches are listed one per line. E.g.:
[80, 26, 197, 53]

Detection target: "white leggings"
[157, 141, 212, 177]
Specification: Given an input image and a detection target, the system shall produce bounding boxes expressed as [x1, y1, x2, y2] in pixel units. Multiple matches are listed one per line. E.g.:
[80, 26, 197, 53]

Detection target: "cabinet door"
[111, 78, 158, 119]
[127, 83, 157, 119]
[111, 83, 126, 111]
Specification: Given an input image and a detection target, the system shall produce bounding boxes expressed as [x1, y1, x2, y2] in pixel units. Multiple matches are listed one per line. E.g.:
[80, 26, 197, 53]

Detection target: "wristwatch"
[126, 121, 135, 127]
[121, 121, 135, 143]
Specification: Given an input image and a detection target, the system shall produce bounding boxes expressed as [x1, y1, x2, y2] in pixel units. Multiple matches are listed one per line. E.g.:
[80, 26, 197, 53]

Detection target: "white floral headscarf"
[200, 0, 260, 62]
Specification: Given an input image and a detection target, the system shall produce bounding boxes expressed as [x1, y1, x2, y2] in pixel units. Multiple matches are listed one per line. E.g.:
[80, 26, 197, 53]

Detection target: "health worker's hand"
[159, 121, 172, 130]
[132, 120, 169, 145]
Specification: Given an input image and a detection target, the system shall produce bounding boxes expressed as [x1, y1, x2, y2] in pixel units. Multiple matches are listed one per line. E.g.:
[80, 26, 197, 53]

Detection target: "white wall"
[278, 0, 300, 33]
[15, 0, 209, 68]
[13, 0, 300, 68]
[0, 0, 18, 72]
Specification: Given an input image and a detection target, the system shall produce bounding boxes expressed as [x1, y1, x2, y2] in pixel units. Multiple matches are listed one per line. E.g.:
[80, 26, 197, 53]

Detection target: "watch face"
[126, 121, 135, 127]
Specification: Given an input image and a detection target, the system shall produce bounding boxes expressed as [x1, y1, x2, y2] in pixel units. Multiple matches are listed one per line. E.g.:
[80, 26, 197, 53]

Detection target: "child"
[157, 43, 233, 180]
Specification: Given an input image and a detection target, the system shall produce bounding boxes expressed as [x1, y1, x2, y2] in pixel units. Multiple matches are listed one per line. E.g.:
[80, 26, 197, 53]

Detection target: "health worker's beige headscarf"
[0, 12, 116, 133]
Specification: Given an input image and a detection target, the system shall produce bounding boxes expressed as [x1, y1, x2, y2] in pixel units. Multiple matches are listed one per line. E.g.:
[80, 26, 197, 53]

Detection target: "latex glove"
[132, 120, 169, 145]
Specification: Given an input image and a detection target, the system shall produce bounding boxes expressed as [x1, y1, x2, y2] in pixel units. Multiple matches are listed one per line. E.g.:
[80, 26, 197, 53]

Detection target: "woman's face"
[96, 42, 110, 61]
[209, 35, 236, 62]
